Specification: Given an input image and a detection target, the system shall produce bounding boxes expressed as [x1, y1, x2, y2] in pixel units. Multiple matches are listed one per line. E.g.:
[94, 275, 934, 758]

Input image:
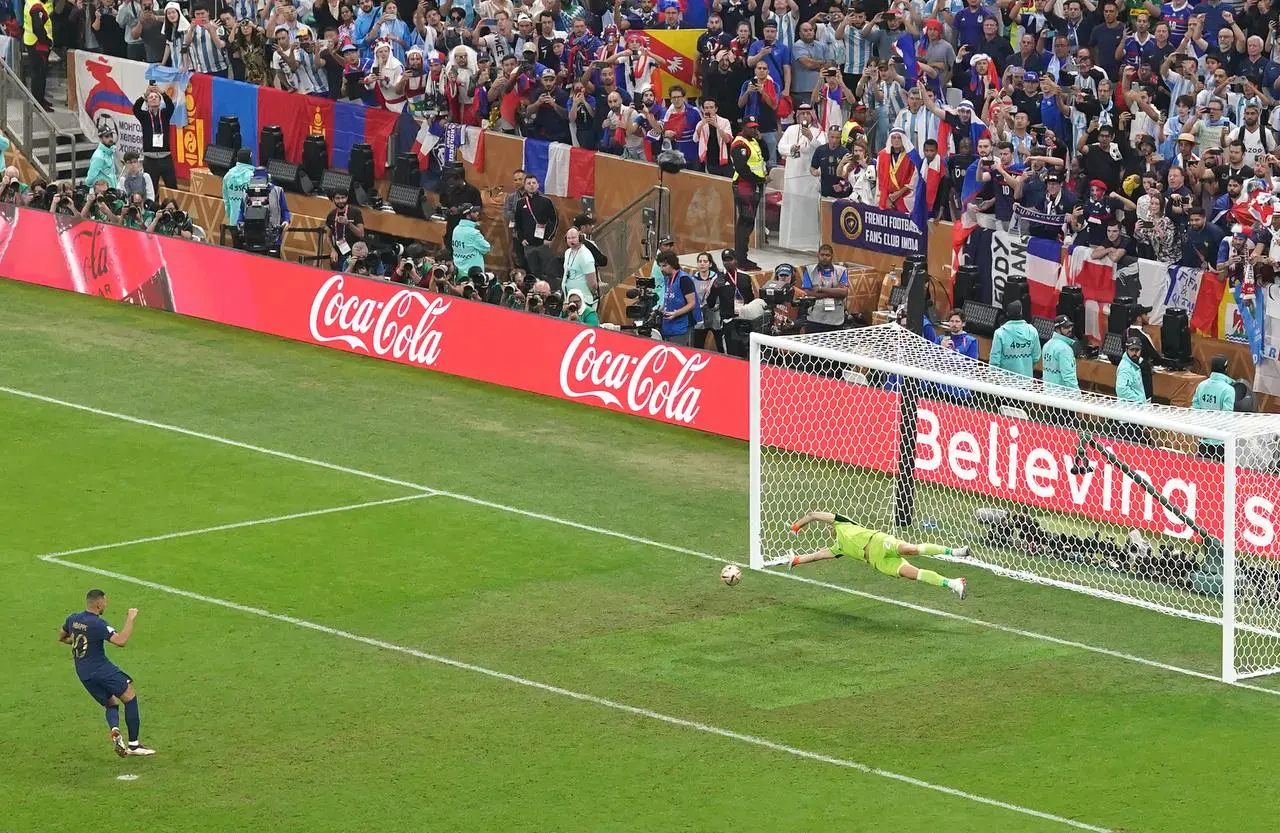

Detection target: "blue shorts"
[80, 667, 131, 707]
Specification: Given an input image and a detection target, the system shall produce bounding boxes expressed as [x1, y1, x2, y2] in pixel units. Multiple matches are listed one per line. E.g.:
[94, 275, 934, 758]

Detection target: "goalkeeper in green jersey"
[765, 512, 969, 599]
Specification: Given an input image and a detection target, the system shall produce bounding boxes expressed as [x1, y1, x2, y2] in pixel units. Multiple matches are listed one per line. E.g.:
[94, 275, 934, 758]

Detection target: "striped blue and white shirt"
[231, 0, 257, 24]
[844, 24, 869, 75]
[1164, 68, 1194, 119]
[891, 105, 939, 153]
[295, 47, 329, 95]
[188, 24, 228, 74]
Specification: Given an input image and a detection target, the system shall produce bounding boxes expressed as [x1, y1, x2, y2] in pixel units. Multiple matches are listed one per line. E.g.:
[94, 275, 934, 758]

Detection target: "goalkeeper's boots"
[951, 546, 970, 560]
[787, 550, 798, 571]
[950, 577, 968, 600]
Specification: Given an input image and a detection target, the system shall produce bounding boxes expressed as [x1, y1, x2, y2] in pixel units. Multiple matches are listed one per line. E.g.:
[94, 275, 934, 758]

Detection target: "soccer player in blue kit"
[59, 589, 156, 757]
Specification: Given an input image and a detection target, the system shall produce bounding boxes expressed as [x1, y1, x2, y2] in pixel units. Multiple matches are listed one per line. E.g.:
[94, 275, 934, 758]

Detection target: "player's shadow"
[781, 601, 949, 636]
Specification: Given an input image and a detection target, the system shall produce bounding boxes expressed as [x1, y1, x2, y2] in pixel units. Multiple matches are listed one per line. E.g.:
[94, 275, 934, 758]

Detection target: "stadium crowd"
[4, 0, 1279, 386]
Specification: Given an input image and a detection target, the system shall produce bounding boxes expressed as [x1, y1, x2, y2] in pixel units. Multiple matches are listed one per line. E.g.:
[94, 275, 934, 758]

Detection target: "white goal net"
[749, 325, 1280, 683]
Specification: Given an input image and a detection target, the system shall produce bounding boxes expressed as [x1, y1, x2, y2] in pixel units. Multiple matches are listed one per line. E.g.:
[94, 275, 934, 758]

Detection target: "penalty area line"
[34, 494, 437, 560]
[41, 553, 1112, 833]
[6, 384, 1278, 700]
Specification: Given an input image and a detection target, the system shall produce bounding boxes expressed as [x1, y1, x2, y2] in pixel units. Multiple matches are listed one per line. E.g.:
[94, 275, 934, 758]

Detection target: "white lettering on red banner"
[558, 328, 709, 424]
[308, 275, 450, 367]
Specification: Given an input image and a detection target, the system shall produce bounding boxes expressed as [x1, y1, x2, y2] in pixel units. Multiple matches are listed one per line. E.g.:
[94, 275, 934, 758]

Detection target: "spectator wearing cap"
[1030, 171, 1078, 238]
[1116, 337, 1148, 404]
[702, 48, 748, 126]
[524, 67, 571, 143]
[1041, 315, 1080, 391]
[657, 251, 702, 346]
[280, 25, 330, 93]
[451, 203, 491, 276]
[989, 301, 1042, 378]
[185, 2, 229, 75]
[918, 19, 956, 90]
[747, 19, 791, 99]
[86, 125, 119, 189]
[572, 214, 608, 268]
[1192, 355, 1236, 458]
[649, 235, 676, 309]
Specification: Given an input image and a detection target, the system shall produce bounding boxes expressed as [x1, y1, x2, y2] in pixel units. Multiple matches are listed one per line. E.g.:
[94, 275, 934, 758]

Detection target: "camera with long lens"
[625, 275, 663, 336]
[238, 177, 277, 254]
[544, 291, 565, 318]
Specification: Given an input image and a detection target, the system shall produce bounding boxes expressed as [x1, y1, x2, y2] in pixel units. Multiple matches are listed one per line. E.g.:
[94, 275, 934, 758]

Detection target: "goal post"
[749, 325, 1280, 684]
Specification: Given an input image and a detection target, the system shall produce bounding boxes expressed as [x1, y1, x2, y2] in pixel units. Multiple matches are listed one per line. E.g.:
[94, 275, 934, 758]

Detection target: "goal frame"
[748, 329, 1258, 684]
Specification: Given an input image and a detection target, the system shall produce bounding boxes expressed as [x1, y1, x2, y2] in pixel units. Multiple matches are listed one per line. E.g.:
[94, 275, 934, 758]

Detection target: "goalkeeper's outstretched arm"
[790, 511, 837, 532]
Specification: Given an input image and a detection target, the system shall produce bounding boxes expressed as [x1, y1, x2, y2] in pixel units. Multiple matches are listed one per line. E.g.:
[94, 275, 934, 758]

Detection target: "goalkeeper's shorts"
[865, 532, 905, 577]
[831, 519, 903, 577]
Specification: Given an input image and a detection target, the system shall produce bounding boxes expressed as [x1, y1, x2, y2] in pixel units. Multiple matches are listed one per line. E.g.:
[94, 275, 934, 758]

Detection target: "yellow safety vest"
[24, 0, 47, 47]
[731, 136, 765, 183]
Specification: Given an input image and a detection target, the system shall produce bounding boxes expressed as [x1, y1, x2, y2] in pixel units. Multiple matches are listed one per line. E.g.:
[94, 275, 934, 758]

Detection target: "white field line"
[34, 494, 436, 560]
[41, 553, 1111, 833]
[6, 384, 1280, 701]
[0, 387, 437, 496]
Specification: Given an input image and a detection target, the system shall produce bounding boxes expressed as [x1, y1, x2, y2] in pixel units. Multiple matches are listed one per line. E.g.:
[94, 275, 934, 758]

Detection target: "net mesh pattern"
[753, 325, 1280, 680]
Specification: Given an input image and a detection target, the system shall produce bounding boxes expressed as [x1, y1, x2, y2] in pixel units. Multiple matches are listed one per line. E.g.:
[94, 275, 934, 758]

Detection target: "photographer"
[324, 189, 366, 269]
[0, 167, 29, 205]
[148, 198, 195, 238]
[235, 168, 291, 256]
[655, 250, 701, 346]
[342, 240, 386, 277]
[48, 183, 79, 216]
[512, 174, 558, 283]
[524, 279, 552, 314]
[390, 245, 432, 285]
[119, 191, 154, 230]
[132, 84, 177, 190]
[81, 183, 125, 223]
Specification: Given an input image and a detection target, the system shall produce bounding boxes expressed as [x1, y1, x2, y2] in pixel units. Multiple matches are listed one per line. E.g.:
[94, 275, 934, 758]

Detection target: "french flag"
[893, 33, 922, 86]
[948, 155, 990, 296]
[936, 108, 989, 159]
[907, 148, 943, 218]
[523, 139, 596, 198]
[815, 85, 844, 132]
[410, 119, 444, 171]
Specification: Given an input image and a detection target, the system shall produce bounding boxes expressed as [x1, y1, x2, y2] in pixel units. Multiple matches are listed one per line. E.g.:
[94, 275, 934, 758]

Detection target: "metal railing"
[591, 184, 668, 301]
[0, 55, 83, 182]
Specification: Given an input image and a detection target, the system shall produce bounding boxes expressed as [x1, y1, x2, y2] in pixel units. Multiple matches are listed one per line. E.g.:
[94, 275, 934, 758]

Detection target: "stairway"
[0, 53, 92, 183]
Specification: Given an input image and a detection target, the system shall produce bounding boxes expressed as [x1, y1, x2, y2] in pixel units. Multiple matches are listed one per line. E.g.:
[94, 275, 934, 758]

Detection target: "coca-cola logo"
[558, 328, 710, 424]
[308, 275, 451, 367]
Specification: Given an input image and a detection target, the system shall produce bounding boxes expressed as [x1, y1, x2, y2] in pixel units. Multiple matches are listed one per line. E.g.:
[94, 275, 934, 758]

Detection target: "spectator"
[85, 125, 119, 189]
[90, 0, 127, 58]
[451, 203, 491, 276]
[325, 189, 367, 268]
[562, 227, 600, 326]
[231, 19, 271, 85]
[1192, 355, 1235, 457]
[132, 85, 177, 191]
[789, 21, 833, 107]
[1183, 206, 1225, 267]
[660, 84, 700, 164]
[572, 213, 608, 268]
[989, 301, 1042, 377]
[689, 251, 720, 350]
[1116, 336, 1149, 403]
[116, 0, 145, 61]
[739, 61, 781, 164]
[159, 3, 190, 71]
[1041, 315, 1080, 390]
[656, 250, 700, 345]
[694, 98, 734, 175]
[0, 166, 30, 205]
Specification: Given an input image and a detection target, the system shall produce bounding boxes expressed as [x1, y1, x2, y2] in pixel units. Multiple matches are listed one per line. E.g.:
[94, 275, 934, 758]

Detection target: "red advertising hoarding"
[2, 206, 1276, 550]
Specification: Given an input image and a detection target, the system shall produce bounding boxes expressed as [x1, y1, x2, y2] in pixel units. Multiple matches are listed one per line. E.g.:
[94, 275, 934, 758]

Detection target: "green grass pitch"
[4, 278, 1280, 833]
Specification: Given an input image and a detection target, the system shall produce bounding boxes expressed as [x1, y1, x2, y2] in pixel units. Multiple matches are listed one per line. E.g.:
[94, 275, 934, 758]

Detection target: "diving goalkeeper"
[765, 512, 969, 599]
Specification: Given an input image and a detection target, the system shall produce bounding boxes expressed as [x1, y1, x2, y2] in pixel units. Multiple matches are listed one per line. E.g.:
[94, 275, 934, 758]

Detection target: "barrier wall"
[5, 205, 1280, 546]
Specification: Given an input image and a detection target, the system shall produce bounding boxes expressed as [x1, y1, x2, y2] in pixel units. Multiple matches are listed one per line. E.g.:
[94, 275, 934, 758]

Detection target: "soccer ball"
[720, 564, 742, 586]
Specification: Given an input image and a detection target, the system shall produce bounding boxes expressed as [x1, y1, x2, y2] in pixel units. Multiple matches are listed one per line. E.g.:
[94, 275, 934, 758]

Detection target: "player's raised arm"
[791, 511, 836, 532]
[58, 627, 71, 644]
[108, 609, 138, 647]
